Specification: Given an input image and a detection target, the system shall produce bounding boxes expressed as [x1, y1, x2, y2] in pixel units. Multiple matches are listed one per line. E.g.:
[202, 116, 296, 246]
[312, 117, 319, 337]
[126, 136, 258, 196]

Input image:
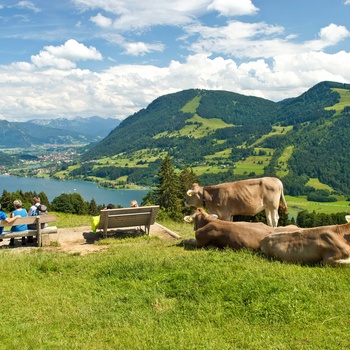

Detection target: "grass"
[325, 88, 350, 115]
[306, 178, 334, 191]
[154, 114, 233, 139]
[250, 125, 293, 147]
[276, 145, 294, 178]
[0, 223, 350, 349]
[286, 195, 350, 218]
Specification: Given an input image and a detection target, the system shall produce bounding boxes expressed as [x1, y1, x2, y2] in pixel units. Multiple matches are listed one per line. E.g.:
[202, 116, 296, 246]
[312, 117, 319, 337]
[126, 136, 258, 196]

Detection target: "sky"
[1, 0, 350, 122]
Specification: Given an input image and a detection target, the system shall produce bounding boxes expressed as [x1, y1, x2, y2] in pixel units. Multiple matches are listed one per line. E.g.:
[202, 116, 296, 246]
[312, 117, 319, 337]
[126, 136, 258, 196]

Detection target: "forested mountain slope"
[77, 81, 350, 195]
[82, 89, 279, 161]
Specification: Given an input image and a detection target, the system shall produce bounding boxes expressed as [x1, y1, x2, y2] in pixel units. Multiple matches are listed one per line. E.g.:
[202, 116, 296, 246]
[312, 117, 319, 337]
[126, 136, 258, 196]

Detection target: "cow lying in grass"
[260, 222, 350, 266]
[183, 208, 298, 250]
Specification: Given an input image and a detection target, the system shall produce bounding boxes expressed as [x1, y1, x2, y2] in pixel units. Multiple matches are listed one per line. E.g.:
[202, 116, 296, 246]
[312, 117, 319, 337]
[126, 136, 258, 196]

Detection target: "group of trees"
[0, 190, 104, 216]
[0, 190, 50, 212]
[142, 155, 197, 221]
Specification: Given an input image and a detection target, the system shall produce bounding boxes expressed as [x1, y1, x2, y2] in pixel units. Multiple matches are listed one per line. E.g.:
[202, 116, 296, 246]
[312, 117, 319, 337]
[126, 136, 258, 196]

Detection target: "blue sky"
[1, 0, 350, 121]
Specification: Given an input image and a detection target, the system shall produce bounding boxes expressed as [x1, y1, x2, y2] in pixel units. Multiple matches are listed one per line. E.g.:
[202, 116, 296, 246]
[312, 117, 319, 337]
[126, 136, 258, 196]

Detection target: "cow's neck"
[337, 223, 350, 243]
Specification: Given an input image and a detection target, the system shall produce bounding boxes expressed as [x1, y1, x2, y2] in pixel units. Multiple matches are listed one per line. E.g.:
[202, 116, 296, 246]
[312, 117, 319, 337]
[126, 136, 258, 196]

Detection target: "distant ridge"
[27, 115, 121, 138]
[0, 116, 121, 147]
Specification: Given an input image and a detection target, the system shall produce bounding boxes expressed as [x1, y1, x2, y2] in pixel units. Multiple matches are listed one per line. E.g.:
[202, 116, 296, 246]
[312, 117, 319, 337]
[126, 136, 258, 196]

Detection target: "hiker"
[0, 203, 20, 241]
[130, 200, 139, 208]
[10, 199, 28, 246]
[27, 196, 48, 242]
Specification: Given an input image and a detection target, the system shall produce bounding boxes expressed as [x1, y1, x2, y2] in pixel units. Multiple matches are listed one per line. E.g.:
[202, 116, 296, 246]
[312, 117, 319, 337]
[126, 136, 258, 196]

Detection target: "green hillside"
[74, 81, 350, 195]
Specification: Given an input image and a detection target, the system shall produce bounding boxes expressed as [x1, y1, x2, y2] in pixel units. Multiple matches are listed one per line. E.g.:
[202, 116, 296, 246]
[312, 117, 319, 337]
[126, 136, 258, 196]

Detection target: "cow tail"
[279, 189, 288, 214]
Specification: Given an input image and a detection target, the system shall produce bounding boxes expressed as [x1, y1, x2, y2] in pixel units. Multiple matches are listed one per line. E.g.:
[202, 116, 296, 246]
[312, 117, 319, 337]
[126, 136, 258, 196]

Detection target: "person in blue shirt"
[0, 203, 20, 240]
[10, 199, 28, 246]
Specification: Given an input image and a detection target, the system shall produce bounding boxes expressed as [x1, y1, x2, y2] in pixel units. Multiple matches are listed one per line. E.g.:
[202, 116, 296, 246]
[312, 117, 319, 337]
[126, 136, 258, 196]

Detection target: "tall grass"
[0, 226, 350, 349]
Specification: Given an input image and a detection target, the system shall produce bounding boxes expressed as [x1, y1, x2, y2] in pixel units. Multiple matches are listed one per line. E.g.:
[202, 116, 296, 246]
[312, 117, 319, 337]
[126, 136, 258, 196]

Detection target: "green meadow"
[325, 88, 350, 115]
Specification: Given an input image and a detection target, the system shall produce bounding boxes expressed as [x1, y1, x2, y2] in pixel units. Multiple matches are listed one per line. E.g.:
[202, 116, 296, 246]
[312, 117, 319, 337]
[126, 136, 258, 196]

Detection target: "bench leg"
[37, 233, 42, 247]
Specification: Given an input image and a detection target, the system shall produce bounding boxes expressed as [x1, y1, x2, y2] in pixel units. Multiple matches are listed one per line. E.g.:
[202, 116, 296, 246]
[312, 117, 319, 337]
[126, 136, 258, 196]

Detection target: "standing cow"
[185, 177, 288, 227]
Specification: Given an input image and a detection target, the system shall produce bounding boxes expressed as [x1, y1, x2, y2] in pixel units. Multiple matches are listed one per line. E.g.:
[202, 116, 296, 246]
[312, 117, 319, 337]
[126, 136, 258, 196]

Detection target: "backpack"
[28, 204, 48, 229]
[37, 204, 48, 216]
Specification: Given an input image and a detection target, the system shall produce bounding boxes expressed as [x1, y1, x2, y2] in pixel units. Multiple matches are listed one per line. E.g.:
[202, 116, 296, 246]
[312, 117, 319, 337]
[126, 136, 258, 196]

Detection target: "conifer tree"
[179, 166, 197, 215]
[88, 198, 99, 215]
[155, 155, 183, 220]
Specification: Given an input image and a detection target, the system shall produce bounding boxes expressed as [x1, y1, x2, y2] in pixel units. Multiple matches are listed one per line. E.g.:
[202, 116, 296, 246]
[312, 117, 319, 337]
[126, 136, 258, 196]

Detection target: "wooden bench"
[97, 206, 160, 238]
[0, 215, 57, 247]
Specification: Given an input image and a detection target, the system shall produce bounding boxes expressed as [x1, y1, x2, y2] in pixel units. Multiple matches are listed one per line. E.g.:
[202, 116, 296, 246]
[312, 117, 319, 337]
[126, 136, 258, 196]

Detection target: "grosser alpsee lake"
[0, 175, 149, 207]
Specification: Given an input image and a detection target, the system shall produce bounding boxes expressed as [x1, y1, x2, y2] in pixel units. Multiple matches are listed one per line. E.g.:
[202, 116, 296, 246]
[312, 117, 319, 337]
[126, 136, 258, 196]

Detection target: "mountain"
[82, 89, 279, 161]
[75, 81, 350, 195]
[0, 116, 121, 148]
[27, 116, 121, 139]
[0, 119, 91, 147]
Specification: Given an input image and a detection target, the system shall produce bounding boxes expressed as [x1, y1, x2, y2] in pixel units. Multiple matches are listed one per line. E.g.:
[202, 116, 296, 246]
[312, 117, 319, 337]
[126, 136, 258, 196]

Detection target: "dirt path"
[0, 223, 180, 255]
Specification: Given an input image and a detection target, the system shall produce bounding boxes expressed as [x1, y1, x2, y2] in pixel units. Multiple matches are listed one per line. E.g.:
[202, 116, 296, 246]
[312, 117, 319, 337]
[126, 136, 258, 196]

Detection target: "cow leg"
[265, 208, 278, 227]
[272, 209, 279, 228]
[323, 252, 350, 266]
[265, 208, 273, 227]
[334, 258, 350, 265]
[181, 238, 197, 247]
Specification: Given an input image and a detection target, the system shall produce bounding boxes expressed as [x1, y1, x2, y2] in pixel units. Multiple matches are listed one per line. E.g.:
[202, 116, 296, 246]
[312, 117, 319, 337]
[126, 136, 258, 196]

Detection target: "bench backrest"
[0, 214, 57, 227]
[98, 206, 159, 230]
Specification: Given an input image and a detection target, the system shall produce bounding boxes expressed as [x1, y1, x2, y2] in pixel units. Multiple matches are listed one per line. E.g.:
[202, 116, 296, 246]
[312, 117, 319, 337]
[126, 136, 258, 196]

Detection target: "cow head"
[184, 208, 218, 231]
[184, 183, 203, 207]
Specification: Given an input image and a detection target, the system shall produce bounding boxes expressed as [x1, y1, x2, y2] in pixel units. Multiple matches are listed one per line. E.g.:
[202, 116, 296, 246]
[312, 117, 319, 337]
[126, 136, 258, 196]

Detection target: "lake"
[0, 175, 149, 207]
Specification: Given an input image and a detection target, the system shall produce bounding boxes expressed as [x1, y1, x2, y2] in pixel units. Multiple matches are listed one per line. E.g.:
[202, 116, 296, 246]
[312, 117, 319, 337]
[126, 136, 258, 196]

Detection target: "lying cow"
[183, 208, 297, 250]
[260, 223, 350, 266]
[185, 177, 287, 227]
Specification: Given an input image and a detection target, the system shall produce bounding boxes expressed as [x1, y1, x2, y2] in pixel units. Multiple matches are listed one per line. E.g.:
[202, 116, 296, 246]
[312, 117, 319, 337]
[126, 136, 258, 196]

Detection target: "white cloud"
[90, 13, 113, 28]
[207, 0, 259, 16]
[102, 33, 165, 56]
[184, 21, 350, 60]
[123, 42, 165, 56]
[344, 0, 350, 5]
[2, 48, 350, 121]
[30, 40, 103, 69]
[44, 39, 103, 61]
[74, 0, 246, 30]
[318, 23, 350, 44]
[14, 1, 41, 13]
[31, 51, 77, 69]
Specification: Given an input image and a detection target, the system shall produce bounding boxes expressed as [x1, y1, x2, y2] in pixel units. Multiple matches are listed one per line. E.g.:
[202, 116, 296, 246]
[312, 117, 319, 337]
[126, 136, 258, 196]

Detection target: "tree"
[156, 155, 183, 220]
[38, 191, 50, 209]
[51, 192, 88, 214]
[179, 166, 197, 215]
[88, 198, 99, 215]
[51, 193, 75, 213]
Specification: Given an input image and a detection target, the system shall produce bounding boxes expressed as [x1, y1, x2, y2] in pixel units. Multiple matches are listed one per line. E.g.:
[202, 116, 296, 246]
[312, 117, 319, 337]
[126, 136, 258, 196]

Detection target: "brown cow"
[260, 223, 350, 266]
[185, 177, 287, 227]
[183, 208, 296, 250]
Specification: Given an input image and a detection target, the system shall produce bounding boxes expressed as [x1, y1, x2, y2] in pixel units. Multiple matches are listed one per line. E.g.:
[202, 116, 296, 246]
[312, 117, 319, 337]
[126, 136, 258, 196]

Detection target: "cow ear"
[184, 216, 193, 223]
[186, 190, 193, 197]
[211, 214, 218, 219]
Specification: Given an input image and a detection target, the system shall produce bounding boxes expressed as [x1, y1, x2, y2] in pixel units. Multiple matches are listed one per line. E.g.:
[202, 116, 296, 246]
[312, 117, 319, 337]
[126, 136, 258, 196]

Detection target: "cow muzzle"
[184, 215, 193, 223]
